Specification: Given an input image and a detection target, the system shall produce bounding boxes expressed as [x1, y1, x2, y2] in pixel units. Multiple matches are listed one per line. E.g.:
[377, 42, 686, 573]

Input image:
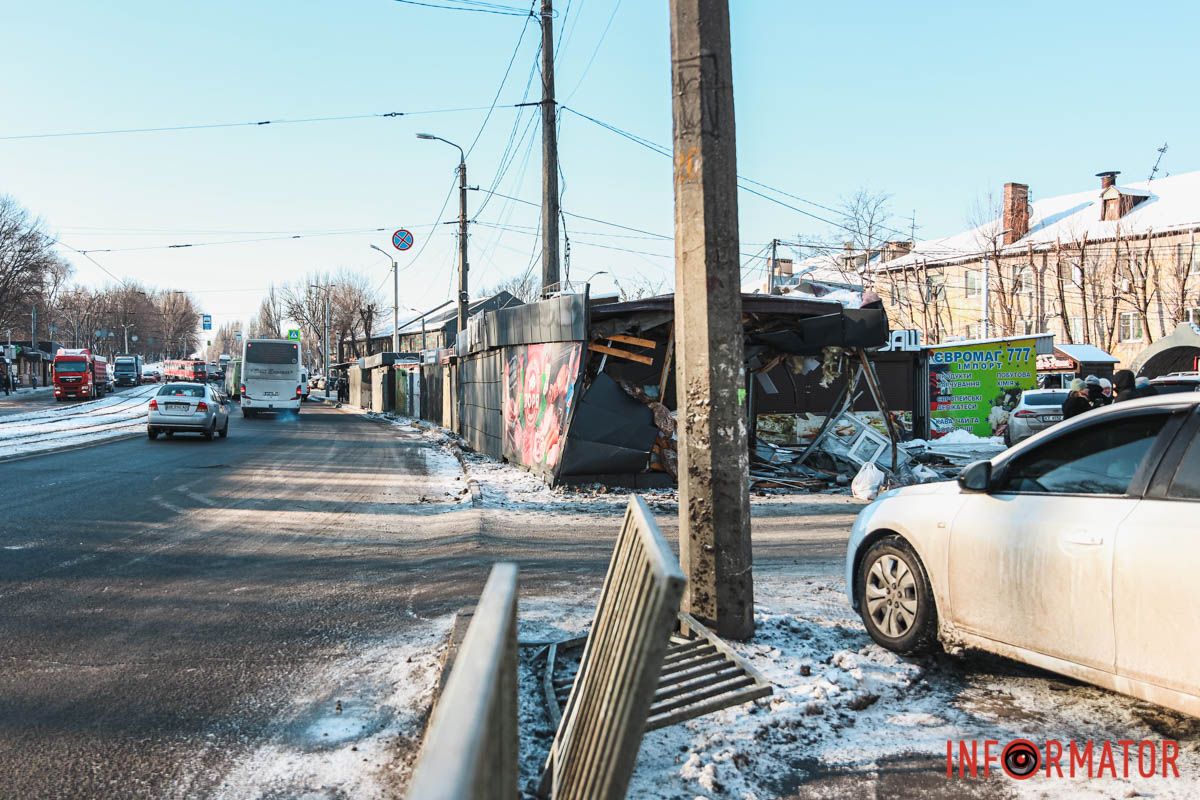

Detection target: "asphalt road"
[0, 400, 943, 798]
[0, 402, 501, 799]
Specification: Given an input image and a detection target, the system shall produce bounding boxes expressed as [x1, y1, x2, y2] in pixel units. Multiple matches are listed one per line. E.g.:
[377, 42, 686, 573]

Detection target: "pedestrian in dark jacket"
[1112, 369, 1137, 402]
[1062, 378, 1093, 419]
[1084, 374, 1105, 408]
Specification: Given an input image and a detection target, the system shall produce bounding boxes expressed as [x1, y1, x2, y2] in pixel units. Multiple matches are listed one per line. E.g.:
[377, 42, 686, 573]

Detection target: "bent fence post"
[542, 496, 687, 800]
[409, 563, 519, 800]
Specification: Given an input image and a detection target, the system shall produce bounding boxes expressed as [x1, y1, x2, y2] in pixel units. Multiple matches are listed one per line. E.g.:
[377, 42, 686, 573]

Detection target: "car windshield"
[158, 386, 205, 398]
[1022, 392, 1067, 406]
[54, 361, 88, 373]
[114, 364, 136, 372]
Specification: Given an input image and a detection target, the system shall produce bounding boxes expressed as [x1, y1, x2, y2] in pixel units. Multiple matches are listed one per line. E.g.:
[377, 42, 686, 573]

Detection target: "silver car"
[1004, 389, 1068, 446]
[147, 382, 230, 440]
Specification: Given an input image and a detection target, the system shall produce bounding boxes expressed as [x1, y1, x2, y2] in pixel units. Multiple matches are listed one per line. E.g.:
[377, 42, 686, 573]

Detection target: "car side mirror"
[958, 460, 993, 492]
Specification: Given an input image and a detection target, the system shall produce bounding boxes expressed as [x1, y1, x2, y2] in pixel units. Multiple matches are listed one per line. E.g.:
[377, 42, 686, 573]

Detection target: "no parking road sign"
[392, 228, 414, 251]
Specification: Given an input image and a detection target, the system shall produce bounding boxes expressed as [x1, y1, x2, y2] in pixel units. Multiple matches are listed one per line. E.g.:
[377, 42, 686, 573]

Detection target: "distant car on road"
[141, 368, 161, 383]
[845, 393, 1200, 717]
[1003, 388, 1068, 446]
[147, 382, 230, 440]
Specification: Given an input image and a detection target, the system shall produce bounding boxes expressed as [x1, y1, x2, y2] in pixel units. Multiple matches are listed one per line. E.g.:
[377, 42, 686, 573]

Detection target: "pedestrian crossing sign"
[287, 329, 300, 341]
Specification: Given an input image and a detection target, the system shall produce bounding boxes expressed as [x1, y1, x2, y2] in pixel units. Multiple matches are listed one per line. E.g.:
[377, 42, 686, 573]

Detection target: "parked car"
[1150, 372, 1200, 394]
[1003, 388, 1068, 446]
[300, 370, 310, 402]
[845, 394, 1200, 717]
[147, 382, 230, 440]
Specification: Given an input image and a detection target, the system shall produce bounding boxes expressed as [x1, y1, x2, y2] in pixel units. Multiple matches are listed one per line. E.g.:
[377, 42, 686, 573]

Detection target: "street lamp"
[415, 132, 470, 338]
[370, 244, 400, 353]
[310, 283, 336, 399]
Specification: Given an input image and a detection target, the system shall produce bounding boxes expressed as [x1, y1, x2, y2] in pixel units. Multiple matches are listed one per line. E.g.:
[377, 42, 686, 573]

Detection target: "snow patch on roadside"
[0, 385, 158, 459]
[206, 619, 451, 800]
[515, 575, 1200, 799]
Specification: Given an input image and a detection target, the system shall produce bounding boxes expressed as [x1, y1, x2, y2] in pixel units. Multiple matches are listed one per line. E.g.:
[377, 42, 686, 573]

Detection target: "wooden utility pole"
[668, 0, 754, 640]
[540, 0, 561, 295]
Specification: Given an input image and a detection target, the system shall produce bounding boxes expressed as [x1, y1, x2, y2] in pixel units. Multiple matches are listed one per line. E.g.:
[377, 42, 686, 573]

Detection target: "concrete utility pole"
[768, 238, 779, 294]
[458, 155, 470, 335]
[540, 0, 561, 295]
[668, 0, 754, 640]
[370, 244, 400, 352]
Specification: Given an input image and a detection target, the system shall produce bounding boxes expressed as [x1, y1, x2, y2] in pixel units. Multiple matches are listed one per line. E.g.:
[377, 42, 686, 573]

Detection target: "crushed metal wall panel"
[558, 373, 659, 477]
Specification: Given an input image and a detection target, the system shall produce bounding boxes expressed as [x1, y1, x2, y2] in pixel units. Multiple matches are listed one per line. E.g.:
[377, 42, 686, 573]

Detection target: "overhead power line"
[393, 0, 535, 15]
[559, 105, 949, 248]
[0, 105, 516, 141]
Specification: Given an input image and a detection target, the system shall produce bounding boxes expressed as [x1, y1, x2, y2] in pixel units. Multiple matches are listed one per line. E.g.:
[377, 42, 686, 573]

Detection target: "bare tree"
[250, 284, 285, 339]
[482, 263, 540, 303]
[0, 195, 67, 333]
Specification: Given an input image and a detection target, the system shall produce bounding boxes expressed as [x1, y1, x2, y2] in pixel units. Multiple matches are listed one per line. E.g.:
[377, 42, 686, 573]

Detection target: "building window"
[1119, 312, 1144, 342]
[964, 270, 982, 297]
[924, 273, 945, 302]
[965, 323, 983, 339]
[1069, 316, 1085, 342]
[1072, 264, 1085, 285]
[1018, 318, 1035, 335]
[1013, 265, 1035, 299]
[1186, 307, 1200, 325]
[1178, 243, 1200, 275]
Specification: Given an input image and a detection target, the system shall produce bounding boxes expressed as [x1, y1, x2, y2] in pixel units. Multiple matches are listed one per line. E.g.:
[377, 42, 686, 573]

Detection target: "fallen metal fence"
[540, 496, 687, 800]
[408, 563, 519, 800]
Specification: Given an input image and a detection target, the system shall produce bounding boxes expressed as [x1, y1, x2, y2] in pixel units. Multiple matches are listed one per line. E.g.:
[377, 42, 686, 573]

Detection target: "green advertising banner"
[928, 338, 1038, 438]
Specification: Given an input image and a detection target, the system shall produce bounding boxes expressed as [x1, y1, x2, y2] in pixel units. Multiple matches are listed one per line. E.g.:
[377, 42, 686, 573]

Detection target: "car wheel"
[203, 422, 215, 440]
[164, 431, 174, 438]
[147, 428, 158, 440]
[218, 419, 229, 438]
[242, 408, 252, 418]
[1003, 429, 1012, 447]
[857, 536, 938, 655]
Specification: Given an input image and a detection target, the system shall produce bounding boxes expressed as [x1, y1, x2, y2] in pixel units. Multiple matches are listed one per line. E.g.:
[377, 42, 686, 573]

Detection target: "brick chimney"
[1096, 170, 1120, 190]
[1002, 182, 1030, 245]
[881, 240, 913, 262]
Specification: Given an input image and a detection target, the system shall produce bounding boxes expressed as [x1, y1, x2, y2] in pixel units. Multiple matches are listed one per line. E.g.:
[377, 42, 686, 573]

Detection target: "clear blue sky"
[2, 0, 1196, 328]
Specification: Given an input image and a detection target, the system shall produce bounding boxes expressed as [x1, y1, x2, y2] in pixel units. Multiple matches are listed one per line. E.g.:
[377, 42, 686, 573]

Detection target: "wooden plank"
[657, 329, 675, 398]
[607, 334, 657, 349]
[587, 342, 654, 366]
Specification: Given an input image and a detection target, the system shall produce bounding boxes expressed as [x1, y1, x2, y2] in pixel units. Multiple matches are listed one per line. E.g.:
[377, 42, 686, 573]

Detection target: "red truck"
[52, 348, 109, 401]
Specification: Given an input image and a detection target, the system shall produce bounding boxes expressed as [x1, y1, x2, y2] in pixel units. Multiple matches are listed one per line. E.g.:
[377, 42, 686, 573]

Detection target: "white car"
[147, 382, 231, 440]
[845, 394, 1200, 717]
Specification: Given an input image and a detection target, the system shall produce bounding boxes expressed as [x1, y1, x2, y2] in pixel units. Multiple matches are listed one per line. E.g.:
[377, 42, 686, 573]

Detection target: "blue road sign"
[202, 314, 212, 330]
[392, 229, 414, 251]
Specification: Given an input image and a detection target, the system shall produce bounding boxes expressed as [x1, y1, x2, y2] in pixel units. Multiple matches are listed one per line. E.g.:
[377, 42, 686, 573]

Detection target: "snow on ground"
[0, 384, 158, 459]
[201, 620, 453, 800]
[359, 411, 679, 513]
[515, 575, 1200, 799]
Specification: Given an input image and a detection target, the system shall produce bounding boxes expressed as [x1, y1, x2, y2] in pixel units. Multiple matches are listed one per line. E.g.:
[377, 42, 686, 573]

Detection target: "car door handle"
[1063, 531, 1104, 546]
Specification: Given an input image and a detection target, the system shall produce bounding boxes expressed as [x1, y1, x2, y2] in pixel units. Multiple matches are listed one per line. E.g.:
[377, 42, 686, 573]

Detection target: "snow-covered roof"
[877, 170, 1200, 271]
[1055, 343, 1119, 363]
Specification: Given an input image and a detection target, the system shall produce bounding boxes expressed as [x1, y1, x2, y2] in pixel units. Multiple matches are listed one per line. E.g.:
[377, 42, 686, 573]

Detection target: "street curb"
[0, 429, 143, 465]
